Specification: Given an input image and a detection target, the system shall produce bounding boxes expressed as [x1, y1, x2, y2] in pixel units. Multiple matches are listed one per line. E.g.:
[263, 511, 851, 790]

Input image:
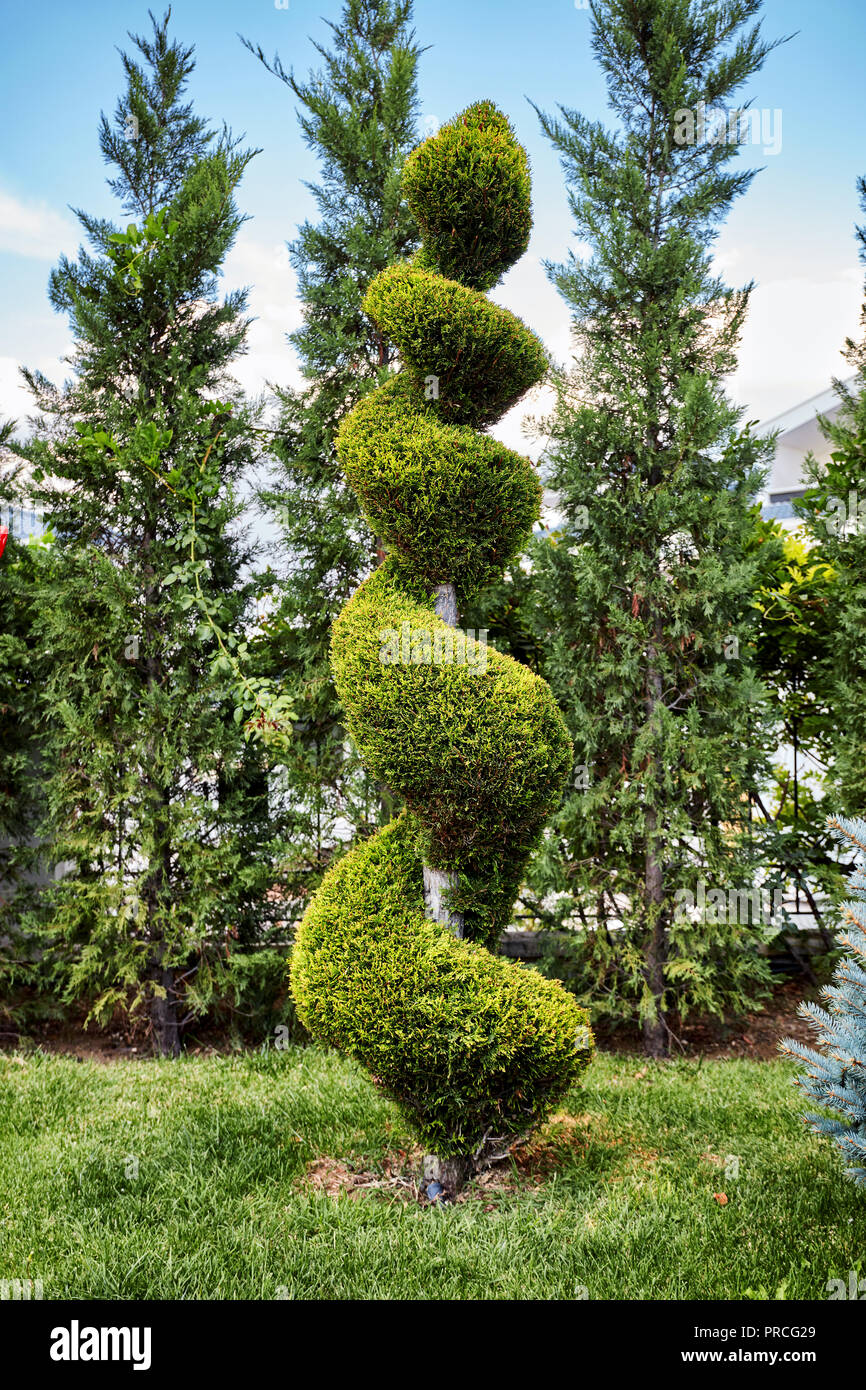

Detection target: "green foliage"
[364, 265, 548, 427]
[782, 814, 866, 1186]
[0, 533, 43, 855]
[0, 525, 51, 1025]
[184, 947, 302, 1045]
[107, 209, 180, 294]
[461, 560, 547, 676]
[521, 0, 785, 1049]
[402, 100, 532, 291]
[292, 816, 587, 1155]
[332, 560, 572, 942]
[752, 521, 836, 758]
[796, 172, 866, 818]
[292, 101, 593, 1159]
[336, 375, 541, 602]
[3, 14, 287, 1053]
[749, 517, 842, 919]
[247, 0, 423, 913]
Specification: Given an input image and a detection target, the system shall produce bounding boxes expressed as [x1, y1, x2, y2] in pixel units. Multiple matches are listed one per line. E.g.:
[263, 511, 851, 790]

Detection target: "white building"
[757, 381, 850, 524]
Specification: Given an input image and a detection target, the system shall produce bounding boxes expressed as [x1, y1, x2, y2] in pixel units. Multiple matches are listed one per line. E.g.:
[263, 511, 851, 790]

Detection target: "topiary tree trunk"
[781, 814, 866, 1187]
[289, 101, 594, 1197]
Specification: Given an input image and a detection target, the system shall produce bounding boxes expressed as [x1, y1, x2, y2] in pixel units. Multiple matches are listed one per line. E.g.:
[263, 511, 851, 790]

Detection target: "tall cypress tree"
[243, 0, 421, 905]
[10, 12, 279, 1055]
[291, 101, 592, 1194]
[529, 0, 783, 1055]
[0, 434, 34, 874]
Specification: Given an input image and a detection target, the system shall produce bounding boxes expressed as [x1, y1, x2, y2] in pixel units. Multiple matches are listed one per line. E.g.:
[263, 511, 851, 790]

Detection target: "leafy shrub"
[293, 816, 589, 1155]
[193, 948, 305, 1046]
[337, 376, 541, 604]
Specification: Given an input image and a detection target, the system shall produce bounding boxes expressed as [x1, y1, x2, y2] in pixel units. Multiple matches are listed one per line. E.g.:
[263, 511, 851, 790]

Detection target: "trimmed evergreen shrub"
[401, 100, 532, 292]
[364, 265, 549, 427]
[781, 814, 866, 1187]
[336, 375, 541, 603]
[290, 101, 594, 1163]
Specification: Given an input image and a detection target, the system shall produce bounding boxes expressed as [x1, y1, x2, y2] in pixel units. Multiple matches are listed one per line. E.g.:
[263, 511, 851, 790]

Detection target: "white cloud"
[731, 269, 863, 422]
[221, 233, 305, 403]
[492, 249, 576, 368]
[0, 190, 78, 260]
[0, 356, 39, 426]
[3, 213, 859, 458]
[0, 346, 74, 432]
[0, 228, 307, 430]
[711, 246, 744, 278]
[489, 250, 865, 450]
[486, 249, 576, 460]
[221, 231, 586, 445]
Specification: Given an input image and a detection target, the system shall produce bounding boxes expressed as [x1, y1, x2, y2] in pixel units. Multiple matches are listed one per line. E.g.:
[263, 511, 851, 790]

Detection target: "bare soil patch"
[593, 977, 820, 1060]
[3, 977, 819, 1063]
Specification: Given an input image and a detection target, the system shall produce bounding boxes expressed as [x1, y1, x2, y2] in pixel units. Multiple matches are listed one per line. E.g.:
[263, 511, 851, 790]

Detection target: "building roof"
[757, 378, 856, 519]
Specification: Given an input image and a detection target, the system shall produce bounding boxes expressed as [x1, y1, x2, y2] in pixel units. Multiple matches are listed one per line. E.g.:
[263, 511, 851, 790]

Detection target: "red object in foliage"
[0, 526, 8, 559]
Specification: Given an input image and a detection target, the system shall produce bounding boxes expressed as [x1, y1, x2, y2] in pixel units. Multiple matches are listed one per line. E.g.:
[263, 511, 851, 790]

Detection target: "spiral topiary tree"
[781, 814, 866, 1187]
[290, 101, 594, 1195]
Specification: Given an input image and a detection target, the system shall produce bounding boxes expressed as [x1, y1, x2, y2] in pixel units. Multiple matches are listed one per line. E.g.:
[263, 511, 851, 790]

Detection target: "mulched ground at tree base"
[2, 976, 819, 1064]
[591, 977, 820, 1061]
[298, 1108, 666, 1208]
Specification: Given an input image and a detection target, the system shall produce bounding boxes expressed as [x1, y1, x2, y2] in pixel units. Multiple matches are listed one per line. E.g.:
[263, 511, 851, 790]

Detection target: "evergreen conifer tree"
[0, 434, 37, 874]
[243, 0, 421, 906]
[0, 444, 47, 1025]
[528, 0, 784, 1054]
[9, 12, 280, 1055]
[750, 518, 840, 934]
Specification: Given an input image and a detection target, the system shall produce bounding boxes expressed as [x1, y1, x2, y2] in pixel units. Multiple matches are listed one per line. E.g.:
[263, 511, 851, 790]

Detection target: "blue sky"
[2, 0, 866, 446]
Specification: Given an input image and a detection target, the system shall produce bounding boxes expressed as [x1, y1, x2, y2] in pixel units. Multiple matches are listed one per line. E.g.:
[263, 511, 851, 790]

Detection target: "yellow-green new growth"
[290, 100, 594, 1160]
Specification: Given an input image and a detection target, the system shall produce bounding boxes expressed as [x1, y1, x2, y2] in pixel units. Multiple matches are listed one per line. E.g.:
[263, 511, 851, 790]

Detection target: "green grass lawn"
[0, 1046, 863, 1300]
